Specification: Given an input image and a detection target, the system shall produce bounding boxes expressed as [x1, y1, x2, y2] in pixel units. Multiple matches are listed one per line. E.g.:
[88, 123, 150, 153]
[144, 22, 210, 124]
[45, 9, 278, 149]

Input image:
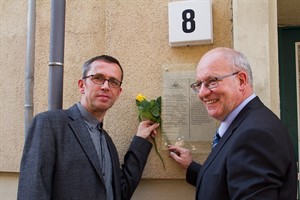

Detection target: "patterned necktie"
[212, 132, 220, 149]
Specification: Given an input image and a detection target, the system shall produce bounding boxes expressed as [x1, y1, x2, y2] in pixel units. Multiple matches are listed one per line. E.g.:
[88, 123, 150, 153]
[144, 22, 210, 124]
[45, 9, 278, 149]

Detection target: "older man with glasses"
[18, 55, 159, 200]
[168, 47, 297, 200]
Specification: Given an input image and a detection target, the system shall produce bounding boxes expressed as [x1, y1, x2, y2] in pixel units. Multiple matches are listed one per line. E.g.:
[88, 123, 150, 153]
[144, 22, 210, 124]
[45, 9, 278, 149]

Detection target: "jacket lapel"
[196, 125, 236, 188]
[196, 97, 263, 189]
[67, 105, 104, 182]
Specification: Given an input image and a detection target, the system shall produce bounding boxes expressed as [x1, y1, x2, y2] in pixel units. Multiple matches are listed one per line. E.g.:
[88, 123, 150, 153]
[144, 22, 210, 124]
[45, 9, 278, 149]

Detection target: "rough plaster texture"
[1, 0, 27, 172]
[0, 0, 232, 177]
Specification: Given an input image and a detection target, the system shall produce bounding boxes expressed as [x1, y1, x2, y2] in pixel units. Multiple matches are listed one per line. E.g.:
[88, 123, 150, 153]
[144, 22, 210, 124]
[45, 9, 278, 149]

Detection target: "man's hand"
[168, 145, 193, 170]
[136, 120, 159, 139]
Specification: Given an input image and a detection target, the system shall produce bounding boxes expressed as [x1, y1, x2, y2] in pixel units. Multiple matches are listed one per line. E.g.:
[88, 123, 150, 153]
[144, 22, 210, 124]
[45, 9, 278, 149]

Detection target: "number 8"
[182, 9, 196, 33]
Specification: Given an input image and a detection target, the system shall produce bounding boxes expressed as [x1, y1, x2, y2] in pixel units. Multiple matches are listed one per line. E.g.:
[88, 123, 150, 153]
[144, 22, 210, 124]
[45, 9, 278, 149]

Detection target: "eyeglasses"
[190, 71, 239, 93]
[82, 74, 122, 88]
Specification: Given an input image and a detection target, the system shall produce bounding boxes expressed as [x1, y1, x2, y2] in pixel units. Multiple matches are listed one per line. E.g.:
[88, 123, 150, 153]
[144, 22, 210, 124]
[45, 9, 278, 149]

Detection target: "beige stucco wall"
[1, 0, 232, 174]
[233, 0, 280, 115]
[1, 0, 27, 173]
[1, 0, 281, 199]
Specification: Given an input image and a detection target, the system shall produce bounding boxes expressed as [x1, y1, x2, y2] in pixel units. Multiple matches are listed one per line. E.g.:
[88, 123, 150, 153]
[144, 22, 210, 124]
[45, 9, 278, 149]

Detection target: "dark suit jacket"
[18, 104, 152, 200]
[186, 97, 297, 200]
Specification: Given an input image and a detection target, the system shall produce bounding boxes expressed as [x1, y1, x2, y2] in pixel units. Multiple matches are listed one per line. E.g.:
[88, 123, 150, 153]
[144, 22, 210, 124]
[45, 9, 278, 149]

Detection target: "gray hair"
[222, 48, 253, 86]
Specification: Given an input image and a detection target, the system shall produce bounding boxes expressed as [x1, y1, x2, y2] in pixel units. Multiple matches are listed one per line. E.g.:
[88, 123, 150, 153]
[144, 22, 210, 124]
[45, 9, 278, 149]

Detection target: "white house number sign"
[168, 0, 213, 47]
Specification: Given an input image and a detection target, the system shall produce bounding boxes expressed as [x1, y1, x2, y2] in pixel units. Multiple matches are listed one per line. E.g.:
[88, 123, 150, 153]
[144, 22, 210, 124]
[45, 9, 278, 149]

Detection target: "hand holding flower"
[136, 120, 159, 139]
[135, 94, 165, 169]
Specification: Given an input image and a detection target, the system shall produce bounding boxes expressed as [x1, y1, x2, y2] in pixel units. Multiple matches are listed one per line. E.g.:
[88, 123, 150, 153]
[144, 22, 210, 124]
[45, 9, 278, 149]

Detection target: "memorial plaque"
[161, 71, 217, 153]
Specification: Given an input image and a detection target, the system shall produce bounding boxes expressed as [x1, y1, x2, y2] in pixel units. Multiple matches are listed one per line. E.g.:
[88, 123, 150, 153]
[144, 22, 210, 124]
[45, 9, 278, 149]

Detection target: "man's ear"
[78, 79, 85, 94]
[238, 71, 247, 90]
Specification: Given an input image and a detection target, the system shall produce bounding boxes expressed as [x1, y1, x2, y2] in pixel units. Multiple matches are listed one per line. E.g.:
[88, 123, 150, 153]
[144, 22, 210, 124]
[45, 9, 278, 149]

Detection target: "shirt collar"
[218, 94, 256, 137]
[76, 102, 103, 130]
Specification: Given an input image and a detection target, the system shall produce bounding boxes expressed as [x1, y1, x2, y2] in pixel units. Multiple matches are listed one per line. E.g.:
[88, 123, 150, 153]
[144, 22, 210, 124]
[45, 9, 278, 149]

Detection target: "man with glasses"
[168, 47, 297, 199]
[18, 55, 159, 200]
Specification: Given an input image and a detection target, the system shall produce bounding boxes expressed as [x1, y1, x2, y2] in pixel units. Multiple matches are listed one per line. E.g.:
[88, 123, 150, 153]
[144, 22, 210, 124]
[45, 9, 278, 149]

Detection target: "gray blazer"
[186, 97, 297, 199]
[18, 104, 152, 200]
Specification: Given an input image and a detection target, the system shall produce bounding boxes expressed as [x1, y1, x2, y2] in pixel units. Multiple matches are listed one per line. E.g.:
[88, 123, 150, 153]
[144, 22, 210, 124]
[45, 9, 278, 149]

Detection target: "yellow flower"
[135, 94, 164, 169]
[136, 93, 146, 102]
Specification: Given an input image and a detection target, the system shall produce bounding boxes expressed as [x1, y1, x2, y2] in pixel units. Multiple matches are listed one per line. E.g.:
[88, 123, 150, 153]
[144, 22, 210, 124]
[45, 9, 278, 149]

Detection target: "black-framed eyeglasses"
[190, 71, 239, 93]
[82, 74, 122, 88]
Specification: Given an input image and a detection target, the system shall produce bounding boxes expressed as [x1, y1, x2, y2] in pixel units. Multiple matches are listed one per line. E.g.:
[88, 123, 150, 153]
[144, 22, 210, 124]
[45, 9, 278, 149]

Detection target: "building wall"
[0, 0, 279, 199]
[232, 0, 280, 115]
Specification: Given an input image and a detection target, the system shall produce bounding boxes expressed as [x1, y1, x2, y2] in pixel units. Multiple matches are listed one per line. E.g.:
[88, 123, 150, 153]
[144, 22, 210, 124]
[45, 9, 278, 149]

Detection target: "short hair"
[82, 55, 124, 81]
[222, 48, 253, 86]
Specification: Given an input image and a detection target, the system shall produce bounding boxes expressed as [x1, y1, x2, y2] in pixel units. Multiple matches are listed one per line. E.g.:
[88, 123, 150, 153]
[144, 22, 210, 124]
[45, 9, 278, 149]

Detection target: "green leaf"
[140, 100, 150, 108]
[138, 105, 145, 111]
[150, 106, 160, 117]
[139, 112, 153, 121]
[156, 96, 161, 107]
[149, 100, 156, 108]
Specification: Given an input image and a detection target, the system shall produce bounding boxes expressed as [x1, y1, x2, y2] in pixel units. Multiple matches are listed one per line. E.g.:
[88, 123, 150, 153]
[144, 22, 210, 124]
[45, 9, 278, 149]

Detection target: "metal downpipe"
[24, 0, 36, 135]
[48, 0, 66, 110]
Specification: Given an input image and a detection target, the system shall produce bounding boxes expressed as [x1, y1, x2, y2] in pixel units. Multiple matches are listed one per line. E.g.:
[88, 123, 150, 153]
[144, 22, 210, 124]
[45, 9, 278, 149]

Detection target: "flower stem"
[151, 136, 165, 170]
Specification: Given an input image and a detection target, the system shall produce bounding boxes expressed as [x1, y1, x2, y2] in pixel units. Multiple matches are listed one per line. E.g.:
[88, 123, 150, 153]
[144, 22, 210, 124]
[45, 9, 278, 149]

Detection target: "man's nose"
[198, 84, 211, 98]
[100, 79, 110, 89]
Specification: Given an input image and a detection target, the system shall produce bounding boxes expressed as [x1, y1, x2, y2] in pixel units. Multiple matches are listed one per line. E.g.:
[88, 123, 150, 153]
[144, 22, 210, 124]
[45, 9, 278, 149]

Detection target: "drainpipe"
[48, 0, 65, 110]
[25, 0, 36, 135]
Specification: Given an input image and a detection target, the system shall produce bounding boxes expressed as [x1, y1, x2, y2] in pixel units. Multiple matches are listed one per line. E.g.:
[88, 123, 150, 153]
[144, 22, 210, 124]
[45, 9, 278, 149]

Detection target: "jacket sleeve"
[120, 135, 152, 200]
[17, 113, 56, 200]
[186, 161, 201, 186]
